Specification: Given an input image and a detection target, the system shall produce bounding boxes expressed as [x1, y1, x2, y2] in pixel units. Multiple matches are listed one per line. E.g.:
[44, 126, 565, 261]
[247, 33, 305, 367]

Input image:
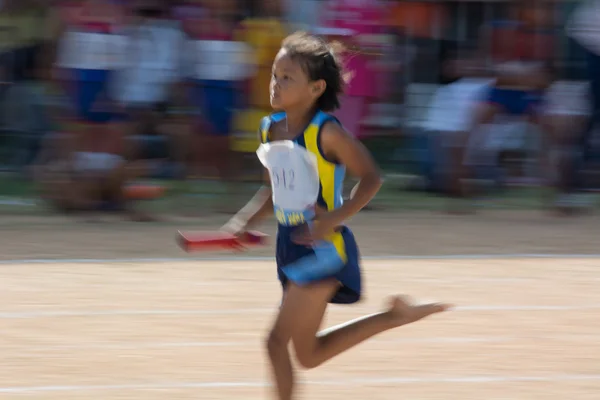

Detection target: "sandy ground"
[0, 209, 599, 260]
[0, 210, 599, 399]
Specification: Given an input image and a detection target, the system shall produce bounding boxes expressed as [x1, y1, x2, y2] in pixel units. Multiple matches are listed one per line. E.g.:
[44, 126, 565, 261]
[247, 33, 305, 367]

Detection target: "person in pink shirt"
[319, 0, 387, 139]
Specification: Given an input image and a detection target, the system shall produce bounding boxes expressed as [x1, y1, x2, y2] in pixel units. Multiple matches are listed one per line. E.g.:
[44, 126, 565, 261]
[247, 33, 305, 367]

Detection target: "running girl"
[224, 32, 450, 400]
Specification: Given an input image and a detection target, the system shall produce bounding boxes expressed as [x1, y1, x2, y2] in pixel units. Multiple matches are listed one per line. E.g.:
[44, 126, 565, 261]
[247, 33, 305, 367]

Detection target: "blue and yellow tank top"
[258, 110, 346, 214]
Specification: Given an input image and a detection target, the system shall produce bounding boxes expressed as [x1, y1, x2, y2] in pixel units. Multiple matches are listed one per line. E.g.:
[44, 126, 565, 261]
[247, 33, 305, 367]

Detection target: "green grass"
[0, 173, 597, 215]
[0, 175, 36, 197]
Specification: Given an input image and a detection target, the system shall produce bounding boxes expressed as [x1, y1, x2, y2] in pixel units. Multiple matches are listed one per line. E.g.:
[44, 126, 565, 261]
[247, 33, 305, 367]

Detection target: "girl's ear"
[311, 79, 326, 97]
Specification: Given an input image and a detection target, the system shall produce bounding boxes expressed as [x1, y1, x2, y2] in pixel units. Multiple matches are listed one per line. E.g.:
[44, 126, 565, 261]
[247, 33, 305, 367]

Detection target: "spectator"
[181, 0, 255, 213]
[114, 0, 189, 177]
[48, 0, 157, 221]
[464, 2, 556, 210]
[226, 0, 286, 175]
[53, 0, 126, 153]
[319, 0, 388, 139]
[423, 48, 494, 209]
[32, 131, 154, 221]
[238, 0, 286, 112]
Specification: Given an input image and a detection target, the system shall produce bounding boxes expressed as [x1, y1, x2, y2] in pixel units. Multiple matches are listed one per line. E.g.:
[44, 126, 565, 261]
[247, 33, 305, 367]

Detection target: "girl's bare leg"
[267, 289, 309, 400]
[267, 280, 449, 399]
[291, 285, 449, 369]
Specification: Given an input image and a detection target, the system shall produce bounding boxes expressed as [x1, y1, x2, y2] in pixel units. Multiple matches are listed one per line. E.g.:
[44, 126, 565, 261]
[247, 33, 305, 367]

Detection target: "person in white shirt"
[182, 1, 255, 212]
[114, 1, 189, 175]
[47, 0, 160, 221]
[423, 48, 495, 210]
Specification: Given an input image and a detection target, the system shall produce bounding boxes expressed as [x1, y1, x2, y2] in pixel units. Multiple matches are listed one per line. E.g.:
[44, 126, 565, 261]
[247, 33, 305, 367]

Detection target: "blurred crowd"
[0, 0, 599, 219]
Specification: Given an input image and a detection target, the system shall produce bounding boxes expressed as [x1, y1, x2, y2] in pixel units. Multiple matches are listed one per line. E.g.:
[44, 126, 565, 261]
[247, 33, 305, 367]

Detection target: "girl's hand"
[221, 216, 249, 237]
[291, 213, 338, 246]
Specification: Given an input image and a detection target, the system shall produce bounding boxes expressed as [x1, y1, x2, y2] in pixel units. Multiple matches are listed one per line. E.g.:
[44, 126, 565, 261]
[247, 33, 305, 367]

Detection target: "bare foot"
[387, 295, 451, 327]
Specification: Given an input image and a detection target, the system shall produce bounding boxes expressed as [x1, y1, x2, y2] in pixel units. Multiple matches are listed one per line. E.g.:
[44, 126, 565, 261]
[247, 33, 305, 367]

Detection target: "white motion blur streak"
[190, 40, 256, 82]
[566, 0, 600, 56]
[55, 30, 128, 71]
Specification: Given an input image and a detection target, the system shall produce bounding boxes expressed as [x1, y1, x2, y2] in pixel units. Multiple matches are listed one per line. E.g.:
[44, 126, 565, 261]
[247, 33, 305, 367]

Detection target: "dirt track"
[0, 210, 599, 400]
[0, 209, 598, 260]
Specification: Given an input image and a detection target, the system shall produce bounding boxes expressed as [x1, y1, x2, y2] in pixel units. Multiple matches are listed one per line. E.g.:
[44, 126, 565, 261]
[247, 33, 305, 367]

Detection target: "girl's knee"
[294, 350, 320, 370]
[266, 329, 321, 369]
[265, 329, 287, 358]
[292, 337, 321, 369]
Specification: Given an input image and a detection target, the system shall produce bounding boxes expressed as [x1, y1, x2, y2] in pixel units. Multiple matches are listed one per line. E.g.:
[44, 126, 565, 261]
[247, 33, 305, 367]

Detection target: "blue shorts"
[276, 224, 362, 304]
[485, 87, 543, 116]
[189, 79, 237, 135]
[68, 69, 117, 123]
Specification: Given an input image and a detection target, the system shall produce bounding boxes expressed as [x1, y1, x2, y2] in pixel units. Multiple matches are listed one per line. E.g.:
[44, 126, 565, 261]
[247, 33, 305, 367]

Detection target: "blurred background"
[0, 0, 599, 220]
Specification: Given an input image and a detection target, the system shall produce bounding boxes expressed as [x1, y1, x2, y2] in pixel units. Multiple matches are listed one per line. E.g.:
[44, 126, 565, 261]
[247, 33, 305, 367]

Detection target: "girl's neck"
[284, 106, 318, 135]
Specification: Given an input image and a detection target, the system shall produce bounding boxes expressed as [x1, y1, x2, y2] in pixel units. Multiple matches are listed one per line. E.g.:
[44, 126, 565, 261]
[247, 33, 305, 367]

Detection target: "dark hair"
[281, 32, 345, 112]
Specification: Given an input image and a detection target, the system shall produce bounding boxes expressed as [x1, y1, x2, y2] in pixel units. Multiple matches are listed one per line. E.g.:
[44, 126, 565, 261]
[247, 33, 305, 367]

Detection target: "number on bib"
[271, 168, 295, 191]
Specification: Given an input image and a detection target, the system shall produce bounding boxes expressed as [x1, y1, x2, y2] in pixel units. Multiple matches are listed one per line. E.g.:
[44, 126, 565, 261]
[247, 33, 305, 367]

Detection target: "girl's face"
[270, 49, 324, 111]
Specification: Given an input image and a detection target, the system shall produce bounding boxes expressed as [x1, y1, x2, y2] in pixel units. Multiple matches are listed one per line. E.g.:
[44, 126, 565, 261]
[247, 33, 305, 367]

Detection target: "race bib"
[256, 141, 320, 211]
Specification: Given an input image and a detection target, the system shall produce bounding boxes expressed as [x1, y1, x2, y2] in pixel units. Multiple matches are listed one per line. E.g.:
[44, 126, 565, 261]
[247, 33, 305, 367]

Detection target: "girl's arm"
[223, 169, 273, 233]
[319, 121, 383, 226]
